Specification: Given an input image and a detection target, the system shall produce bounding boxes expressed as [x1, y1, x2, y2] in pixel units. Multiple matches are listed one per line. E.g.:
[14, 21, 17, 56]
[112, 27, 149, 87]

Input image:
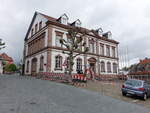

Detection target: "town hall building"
[23, 12, 119, 76]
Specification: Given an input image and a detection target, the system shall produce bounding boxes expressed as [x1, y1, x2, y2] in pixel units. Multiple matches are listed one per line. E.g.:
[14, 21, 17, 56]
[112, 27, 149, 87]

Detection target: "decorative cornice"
[25, 45, 119, 60]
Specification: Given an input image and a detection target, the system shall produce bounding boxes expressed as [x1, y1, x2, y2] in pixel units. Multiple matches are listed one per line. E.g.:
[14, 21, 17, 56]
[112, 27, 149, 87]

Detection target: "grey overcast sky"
[0, 0, 150, 67]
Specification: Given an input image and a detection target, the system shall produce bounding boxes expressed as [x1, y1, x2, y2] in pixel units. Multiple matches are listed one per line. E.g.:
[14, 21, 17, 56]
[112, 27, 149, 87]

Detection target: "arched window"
[55, 55, 62, 70]
[100, 61, 105, 72]
[107, 62, 111, 73]
[31, 58, 37, 73]
[113, 63, 117, 73]
[40, 56, 44, 71]
[26, 60, 29, 72]
[76, 58, 82, 72]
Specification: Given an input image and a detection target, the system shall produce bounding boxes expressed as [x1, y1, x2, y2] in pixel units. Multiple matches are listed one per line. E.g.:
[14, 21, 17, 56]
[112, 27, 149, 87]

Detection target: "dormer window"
[58, 13, 69, 25]
[76, 22, 81, 27]
[107, 31, 112, 39]
[71, 19, 81, 27]
[96, 28, 103, 36]
[75, 19, 81, 27]
[62, 17, 67, 25]
[103, 31, 112, 39]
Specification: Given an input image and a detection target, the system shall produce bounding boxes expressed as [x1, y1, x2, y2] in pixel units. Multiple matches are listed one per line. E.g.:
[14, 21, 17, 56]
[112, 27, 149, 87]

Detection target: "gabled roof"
[57, 13, 69, 21]
[139, 58, 150, 65]
[102, 31, 112, 39]
[0, 53, 13, 62]
[25, 12, 119, 44]
[95, 28, 103, 34]
[39, 12, 57, 22]
[70, 19, 81, 26]
[24, 12, 38, 41]
[24, 12, 68, 40]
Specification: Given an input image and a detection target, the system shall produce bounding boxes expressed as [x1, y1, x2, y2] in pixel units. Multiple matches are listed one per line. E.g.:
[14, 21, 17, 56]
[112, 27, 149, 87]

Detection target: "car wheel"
[143, 93, 147, 101]
[122, 92, 126, 96]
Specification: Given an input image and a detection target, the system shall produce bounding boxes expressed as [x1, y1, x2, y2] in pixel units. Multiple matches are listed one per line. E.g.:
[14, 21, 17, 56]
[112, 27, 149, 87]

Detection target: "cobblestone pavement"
[0, 74, 150, 113]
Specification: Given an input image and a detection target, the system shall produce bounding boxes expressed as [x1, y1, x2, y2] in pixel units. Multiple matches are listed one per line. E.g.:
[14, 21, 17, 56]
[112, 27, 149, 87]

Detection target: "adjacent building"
[0, 56, 3, 74]
[0, 53, 14, 74]
[23, 12, 119, 76]
[0, 53, 13, 64]
[129, 58, 150, 74]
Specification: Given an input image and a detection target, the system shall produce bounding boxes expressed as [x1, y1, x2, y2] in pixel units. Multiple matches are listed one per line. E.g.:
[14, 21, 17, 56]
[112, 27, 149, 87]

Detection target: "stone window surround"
[76, 58, 82, 72]
[112, 46, 116, 58]
[113, 63, 117, 73]
[39, 56, 44, 71]
[55, 31, 63, 47]
[106, 45, 110, 57]
[100, 43, 104, 56]
[100, 61, 105, 72]
[107, 62, 112, 73]
[55, 55, 63, 71]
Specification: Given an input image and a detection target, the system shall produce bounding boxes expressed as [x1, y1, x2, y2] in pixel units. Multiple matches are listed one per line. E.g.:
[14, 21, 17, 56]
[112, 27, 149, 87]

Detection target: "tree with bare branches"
[60, 27, 89, 76]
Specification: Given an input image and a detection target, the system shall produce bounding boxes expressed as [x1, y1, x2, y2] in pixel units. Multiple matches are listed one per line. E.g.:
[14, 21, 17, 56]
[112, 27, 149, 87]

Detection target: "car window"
[144, 82, 150, 86]
[125, 80, 132, 85]
[146, 81, 150, 85]
[144, 83, 148, 86]
[125, 80, 142, 87]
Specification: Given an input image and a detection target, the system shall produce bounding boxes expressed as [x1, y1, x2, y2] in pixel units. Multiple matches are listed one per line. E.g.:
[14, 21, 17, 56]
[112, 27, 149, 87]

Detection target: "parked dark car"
[121, 79, 150, 100]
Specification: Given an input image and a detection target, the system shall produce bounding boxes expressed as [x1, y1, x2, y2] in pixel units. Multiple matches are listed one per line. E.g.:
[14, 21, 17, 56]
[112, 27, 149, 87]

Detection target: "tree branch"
[73, 53, 81, 58]
[62, 51, 70, 55]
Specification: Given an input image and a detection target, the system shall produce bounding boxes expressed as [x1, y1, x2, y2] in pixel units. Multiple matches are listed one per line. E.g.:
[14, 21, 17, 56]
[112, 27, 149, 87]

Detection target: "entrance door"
[90, 63, 95, 73]
[89, 63, 96, 80]
[88, 57, 97, 80]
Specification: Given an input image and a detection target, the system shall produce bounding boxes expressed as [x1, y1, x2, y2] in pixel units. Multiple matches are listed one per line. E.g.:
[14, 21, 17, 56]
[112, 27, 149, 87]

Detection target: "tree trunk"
[69, 54, 74, 76]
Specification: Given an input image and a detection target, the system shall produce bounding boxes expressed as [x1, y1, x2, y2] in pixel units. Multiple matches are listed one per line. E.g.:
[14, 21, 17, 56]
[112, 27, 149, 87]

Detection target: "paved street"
[82, 80, 150, 108]
[0, 75, 150, 113]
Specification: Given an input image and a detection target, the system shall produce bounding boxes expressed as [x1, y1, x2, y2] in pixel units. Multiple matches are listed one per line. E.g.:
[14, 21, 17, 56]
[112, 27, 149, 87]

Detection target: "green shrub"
[4, 64, 17, 72]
